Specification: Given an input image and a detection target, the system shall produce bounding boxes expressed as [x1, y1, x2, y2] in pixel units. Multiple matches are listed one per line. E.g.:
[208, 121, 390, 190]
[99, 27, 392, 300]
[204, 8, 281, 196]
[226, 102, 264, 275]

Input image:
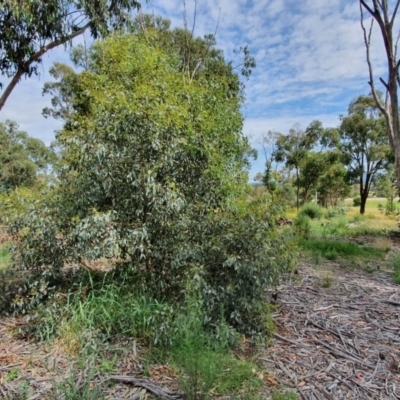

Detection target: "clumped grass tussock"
[299, 239, 385, 259]
[373, 238, 392, 252]
[272, 391, 299, 400]
[36, 282, 174, 348]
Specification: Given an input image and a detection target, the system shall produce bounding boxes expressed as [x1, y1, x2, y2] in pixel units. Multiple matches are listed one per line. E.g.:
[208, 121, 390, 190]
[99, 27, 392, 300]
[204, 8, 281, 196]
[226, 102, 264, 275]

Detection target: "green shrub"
[298, 202, 322, 219]
[325, 204, 348, 219]
[353, 195, 361, 207]
[10, 31, 295, 340]
[294, 214, 311, 239]
[391, 253, 400, 284]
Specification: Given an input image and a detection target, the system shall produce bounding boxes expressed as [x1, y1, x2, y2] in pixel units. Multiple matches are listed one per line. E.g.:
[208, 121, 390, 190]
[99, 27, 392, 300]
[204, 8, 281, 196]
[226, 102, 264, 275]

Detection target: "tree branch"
[391, 0, 400, 27]
[0, 22, 91, 112]
[360, 2, 394, 149]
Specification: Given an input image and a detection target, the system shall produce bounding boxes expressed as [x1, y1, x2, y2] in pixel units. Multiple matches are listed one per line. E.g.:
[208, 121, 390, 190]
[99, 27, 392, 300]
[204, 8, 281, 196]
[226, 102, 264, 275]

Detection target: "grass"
[31, 281, 266, 400]
[299, 239, 386, 260]
[0, 244, 11, 271]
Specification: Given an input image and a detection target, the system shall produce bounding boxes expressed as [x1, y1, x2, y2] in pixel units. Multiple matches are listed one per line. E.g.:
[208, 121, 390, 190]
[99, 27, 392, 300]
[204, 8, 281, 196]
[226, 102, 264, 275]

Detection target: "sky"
[0, 0, 393, 180]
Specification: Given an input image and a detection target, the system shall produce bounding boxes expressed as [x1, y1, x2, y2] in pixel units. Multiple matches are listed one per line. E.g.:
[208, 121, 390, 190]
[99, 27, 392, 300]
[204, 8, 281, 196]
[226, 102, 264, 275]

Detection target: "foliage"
[316, 157, 351, 207]
[0, 0, 141, 109]
[0, 244, 10, 271]
[298, 202, 323, 220]
[339, 94, 392, 214]
[325, 204, 348, 219]
[168, 293, 262, 399]
[0, 120, 55, 191]
[375, 167, 398, 215]
[353, 195, 362, 207]
[391, 252, 400, 285]
[299, 239, 385, 259]
[11, 28, 292, 338]
[274, 122, 321, 209]
[42, 62, 79, 121]
[272, 392, 298, 400]
[294, 214, 311, 239]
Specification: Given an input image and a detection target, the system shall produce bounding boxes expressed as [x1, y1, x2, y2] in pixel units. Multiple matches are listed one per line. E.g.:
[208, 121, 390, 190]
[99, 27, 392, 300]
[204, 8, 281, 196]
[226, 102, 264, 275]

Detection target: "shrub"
[10, 31, 295, 339]
[391, 253, 400, 284]
[325, 204, 348, 219]
[353, 195, 361, 207]
[294, 214, 311, 239]
[298, 202, 322, 220]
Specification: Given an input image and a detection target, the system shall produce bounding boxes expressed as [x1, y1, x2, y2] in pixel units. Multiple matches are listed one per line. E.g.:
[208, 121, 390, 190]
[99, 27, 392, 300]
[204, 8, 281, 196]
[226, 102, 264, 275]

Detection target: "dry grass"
[372, 237, 392, 253]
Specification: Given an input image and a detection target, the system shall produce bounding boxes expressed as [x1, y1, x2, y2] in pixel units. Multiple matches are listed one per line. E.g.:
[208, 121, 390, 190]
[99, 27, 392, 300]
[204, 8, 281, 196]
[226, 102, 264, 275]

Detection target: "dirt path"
[264, 261, 400, 399]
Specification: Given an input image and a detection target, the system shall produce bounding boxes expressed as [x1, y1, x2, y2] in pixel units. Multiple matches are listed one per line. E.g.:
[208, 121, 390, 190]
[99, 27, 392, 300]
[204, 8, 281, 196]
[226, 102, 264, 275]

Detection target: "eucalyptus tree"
[274, 121, 323, 209]
[359, 0, 400, 191]
[0, 120, 55, 190]
[339, 94, 391, 214]
[0, 0, 141, 111]
[12, 26, 292, 336]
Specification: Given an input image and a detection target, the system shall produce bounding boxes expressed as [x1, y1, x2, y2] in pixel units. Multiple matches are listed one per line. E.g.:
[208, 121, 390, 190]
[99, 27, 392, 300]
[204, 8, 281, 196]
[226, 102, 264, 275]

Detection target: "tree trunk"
[360, 193, 368, 214]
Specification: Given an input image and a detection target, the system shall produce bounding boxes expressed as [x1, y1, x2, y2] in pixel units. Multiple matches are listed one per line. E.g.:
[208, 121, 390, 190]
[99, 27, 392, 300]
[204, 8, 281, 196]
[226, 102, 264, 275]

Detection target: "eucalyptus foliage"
[12, 29, 293, 336]
[0, 0, 141, 110]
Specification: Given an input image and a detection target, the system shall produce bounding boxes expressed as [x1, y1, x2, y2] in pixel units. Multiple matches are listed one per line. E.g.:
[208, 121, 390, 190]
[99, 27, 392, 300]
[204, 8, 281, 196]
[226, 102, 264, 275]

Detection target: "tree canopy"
[12, 26, 292, 337]
[0, 120, 55, 190]
[0, 0, 141, 111]
[339, 94, 391, 214]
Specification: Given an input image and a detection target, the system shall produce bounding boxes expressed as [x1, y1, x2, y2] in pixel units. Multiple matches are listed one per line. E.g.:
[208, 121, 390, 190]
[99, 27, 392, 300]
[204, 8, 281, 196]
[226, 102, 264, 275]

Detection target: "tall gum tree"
[359, 0, 400, 191]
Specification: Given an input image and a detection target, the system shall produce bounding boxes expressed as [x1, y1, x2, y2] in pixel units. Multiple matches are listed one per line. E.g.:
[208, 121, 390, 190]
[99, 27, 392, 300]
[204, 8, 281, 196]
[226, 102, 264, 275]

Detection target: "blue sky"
[0, 0, 392, 180]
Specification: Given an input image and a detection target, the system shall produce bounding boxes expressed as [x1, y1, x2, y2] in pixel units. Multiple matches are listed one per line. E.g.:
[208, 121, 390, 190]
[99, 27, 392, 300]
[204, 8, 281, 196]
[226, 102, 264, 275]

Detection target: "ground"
[1, 241, 400, 399]
[264, 257, 400, 399]
[1, 198, 400, 399]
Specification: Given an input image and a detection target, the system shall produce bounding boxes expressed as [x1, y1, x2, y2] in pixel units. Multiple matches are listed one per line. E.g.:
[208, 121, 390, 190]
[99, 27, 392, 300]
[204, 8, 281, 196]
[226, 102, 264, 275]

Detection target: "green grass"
[32, 281, 265, 400]
[299, 239, 386, 260]
[0, 244, 11, 271]
[391, 252, 400, 284]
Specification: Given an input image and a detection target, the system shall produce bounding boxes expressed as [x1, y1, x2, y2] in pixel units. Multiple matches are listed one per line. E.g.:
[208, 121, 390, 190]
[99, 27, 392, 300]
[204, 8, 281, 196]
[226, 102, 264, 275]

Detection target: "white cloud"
[0, 0, 394, 171]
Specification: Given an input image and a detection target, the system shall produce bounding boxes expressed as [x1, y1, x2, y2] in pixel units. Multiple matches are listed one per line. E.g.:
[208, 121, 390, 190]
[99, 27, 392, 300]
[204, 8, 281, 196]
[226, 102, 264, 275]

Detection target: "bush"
[353, 195, 361, 207]
[391, 253, 400, 284]
[325, 204, 348, 219]
[10, 31, 295, 339]
[294, 214, 311, 239]
[298, 202, 322, 220]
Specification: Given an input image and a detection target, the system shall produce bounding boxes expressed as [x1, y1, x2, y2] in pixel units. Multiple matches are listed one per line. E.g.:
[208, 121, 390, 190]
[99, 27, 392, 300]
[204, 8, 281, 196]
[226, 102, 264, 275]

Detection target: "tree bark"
[360, 192, 368, 214]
